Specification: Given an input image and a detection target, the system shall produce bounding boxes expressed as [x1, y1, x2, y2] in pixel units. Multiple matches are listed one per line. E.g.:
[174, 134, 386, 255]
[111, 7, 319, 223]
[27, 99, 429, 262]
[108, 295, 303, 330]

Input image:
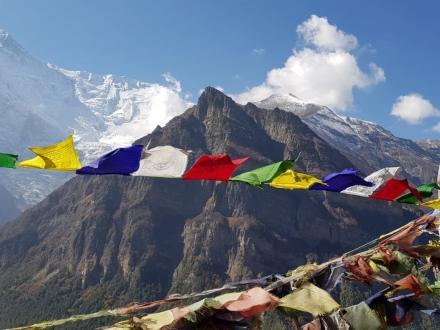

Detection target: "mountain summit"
[255, 94, 439, 184]
[0, 87, 420, 328]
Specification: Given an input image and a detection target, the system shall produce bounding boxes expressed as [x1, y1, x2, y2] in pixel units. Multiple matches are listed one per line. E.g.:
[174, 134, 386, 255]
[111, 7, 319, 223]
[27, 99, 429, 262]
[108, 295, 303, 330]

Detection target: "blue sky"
[0, 0, 439, 140]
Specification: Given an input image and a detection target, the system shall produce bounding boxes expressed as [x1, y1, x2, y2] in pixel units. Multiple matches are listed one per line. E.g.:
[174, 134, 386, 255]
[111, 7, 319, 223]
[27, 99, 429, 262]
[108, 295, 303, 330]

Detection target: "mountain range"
[0, 30, 439, 329]
[0, 29, 439, 223]
[0, 87, 427, 328]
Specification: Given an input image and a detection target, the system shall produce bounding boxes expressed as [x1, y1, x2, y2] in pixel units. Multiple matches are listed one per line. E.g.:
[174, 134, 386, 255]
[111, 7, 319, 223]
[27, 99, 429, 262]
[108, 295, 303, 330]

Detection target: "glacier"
[0, 30, 192, 209]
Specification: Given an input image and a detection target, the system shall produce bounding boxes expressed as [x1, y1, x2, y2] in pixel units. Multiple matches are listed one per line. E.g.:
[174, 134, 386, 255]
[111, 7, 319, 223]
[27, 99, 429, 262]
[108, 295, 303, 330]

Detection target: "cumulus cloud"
[391, 93, 439, 124]
[297, 15, 358, 51]
[233, 15, 385, 111]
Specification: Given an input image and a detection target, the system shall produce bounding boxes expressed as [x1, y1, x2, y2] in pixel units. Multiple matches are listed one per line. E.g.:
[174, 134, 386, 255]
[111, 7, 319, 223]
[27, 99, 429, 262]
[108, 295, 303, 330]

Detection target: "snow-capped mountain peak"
[0, 30, 191, 207]
[254, 93, 438, 184]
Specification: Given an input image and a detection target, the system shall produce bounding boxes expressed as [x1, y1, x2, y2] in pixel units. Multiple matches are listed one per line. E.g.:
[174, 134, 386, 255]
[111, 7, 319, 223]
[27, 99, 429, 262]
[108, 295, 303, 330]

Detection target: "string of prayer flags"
[110, 288, 277, 330]
[230, 160, 294, 186]
[183, 154, 248, 181]
[77, 145, 143, 175]
[342, 167, 401, 197]
[17, 135, 81, 171]
[370, 178, 423, 201]
[309, 168, 373, 193]
[12, 213, 440, 330]
[7, 134, 440, 211]
[269, 169, 323, 190]
[0, 152, 18, 169]
[131, 145, 189, 178]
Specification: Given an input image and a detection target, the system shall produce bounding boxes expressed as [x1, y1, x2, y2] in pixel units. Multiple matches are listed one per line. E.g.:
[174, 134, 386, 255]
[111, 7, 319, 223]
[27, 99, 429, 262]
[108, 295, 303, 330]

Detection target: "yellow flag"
[421, 198, 440, 209]
[270, 169, 323, 190]
[279, 282, 340, 316]
[17, 135, 81, 171]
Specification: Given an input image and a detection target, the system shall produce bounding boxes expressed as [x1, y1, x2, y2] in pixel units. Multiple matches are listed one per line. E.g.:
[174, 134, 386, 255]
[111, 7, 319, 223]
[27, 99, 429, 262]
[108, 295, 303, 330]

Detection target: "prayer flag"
[310, 169, 373, 192]
[183, 154, 248, 181]
[397, 182, 440, 204]
[269, 169, 323, 190]
[224, 287, 279, 318]
[279, 282, 340, 317]
[77, 145, 143, 175]
[17, 135, 81, 171]
[131, 145, 189, 178]
[342, 302, 385, 330]
[0, 152, 18, 169]
[230, 160, 294, 186]
[421, 198, 440, 209]
[370, 178, 423, 201]
[342, 167, 400, 197]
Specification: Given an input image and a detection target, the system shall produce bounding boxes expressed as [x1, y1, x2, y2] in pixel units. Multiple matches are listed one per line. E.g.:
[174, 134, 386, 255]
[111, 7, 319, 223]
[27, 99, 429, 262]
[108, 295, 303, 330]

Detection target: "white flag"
[131, 145, 188, 178]
[342, 167, 401, 197]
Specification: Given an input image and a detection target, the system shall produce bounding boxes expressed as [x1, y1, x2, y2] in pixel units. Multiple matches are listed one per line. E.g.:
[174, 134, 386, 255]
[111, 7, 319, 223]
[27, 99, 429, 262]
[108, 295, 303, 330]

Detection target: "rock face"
[0, 88, 422, 327]
[255, 94, 438, 184]
[0, 183, 20, 224]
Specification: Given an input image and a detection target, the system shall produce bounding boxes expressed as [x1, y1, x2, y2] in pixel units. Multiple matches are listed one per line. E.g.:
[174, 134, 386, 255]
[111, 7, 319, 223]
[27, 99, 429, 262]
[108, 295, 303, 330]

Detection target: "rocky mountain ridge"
[255, 94, 439, 185]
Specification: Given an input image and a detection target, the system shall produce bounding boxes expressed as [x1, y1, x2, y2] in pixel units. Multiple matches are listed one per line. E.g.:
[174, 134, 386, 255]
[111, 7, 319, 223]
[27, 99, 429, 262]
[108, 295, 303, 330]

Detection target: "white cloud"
[252, 48, 266, 55]
[391, 93, 439, 124]
[297, 15, 358, 51]
[233, 15, 385, 111]
[433, 122, 440, 132]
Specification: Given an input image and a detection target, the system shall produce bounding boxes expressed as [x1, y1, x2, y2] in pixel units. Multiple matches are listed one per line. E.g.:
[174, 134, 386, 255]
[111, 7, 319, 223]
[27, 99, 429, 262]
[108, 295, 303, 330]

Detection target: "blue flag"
[76, 145, 143, 175]
[309, 168, 373, 192]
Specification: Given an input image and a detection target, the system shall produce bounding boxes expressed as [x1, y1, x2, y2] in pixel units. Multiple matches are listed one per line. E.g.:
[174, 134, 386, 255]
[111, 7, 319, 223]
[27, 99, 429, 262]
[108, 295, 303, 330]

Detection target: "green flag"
[0, 152, 18, 169]
[230, 160, 294, 186]
[397, 182, 440, 204]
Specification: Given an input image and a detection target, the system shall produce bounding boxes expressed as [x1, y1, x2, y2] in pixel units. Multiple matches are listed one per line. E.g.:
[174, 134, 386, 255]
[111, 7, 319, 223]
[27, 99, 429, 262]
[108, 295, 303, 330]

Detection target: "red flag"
[183, 154, 248, 181]
[370, 178, 423, 201]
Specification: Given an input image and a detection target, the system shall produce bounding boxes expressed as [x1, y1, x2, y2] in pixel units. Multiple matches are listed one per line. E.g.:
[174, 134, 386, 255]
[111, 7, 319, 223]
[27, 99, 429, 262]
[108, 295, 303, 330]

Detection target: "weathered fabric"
[131, 145, 189, 178]
[269, 169, 323, 190]
[342, 302, 385, 330]
[77, 145, 143, 175]
[370, 178, 422, 201]
[378, 215, 436, 255]
[393, 274, 423, 297]
[183, 154, 248, 181]
[17, 135, 81, 171]
[279, 282, 340, 317]
[310, 169, 373, 192]
[0, 152, 18, 168]
[230, 160, 294, 186]
[302, 311, 351, 330]
[343, 255, 375, 283]
[342, 167, 400, 197]
[224, 287, 279, 317]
